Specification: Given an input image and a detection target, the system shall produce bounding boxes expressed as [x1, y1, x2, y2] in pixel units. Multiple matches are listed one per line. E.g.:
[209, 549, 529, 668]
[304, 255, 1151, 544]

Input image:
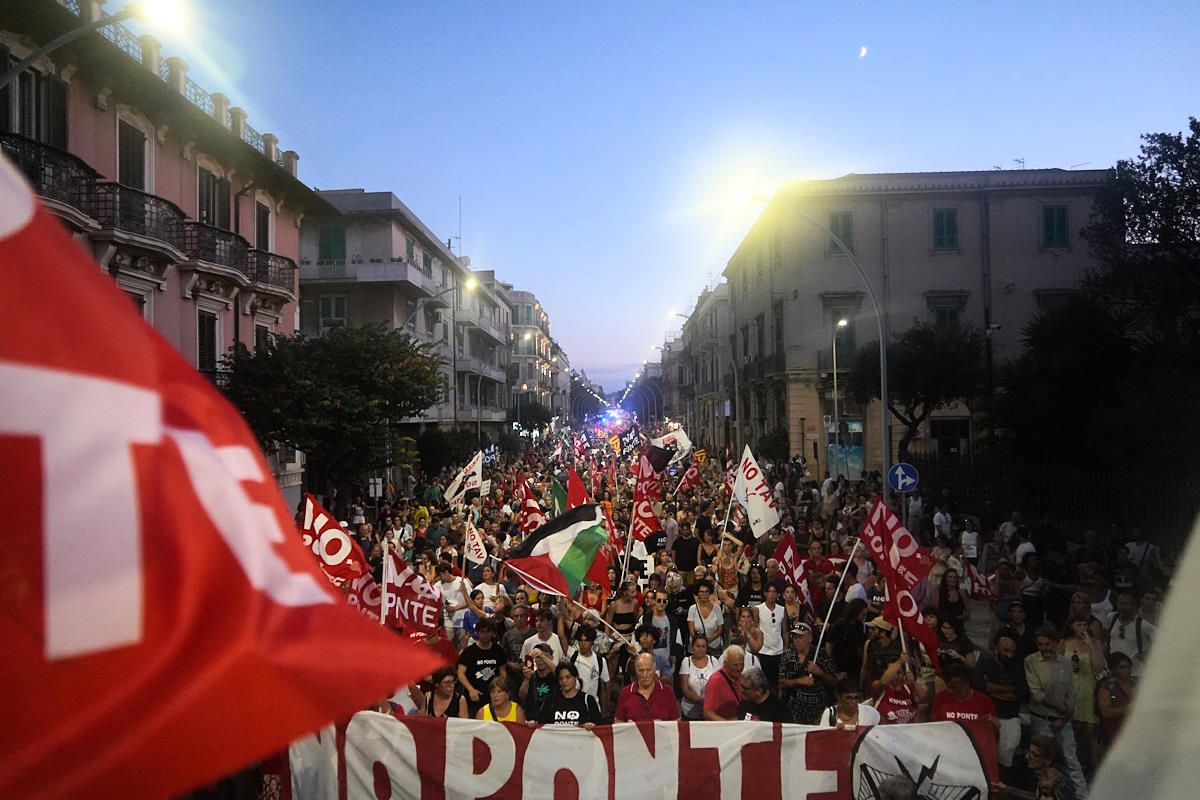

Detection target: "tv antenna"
[1013, 158, 1026, 169]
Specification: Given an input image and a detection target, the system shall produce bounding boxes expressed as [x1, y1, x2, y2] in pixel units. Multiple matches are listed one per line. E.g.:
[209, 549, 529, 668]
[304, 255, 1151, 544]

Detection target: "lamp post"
[780, 203, 893, 505]
[517, 382, 528, 430]
[832, 317, 848, 480]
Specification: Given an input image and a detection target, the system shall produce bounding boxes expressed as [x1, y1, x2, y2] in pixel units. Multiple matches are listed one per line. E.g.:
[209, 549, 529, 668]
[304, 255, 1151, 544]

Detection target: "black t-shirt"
[645, 530, 669, 553]
[737, 693, 791, 723]
[673, 536, 701, 572]
[457, 643, 504, 715]
[538, 689, 602, 726]
[524, 670, 558, 720]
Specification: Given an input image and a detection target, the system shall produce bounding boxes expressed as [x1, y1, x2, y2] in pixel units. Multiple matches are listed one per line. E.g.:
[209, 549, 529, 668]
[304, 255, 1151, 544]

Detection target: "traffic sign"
[888, 463, 919, 493]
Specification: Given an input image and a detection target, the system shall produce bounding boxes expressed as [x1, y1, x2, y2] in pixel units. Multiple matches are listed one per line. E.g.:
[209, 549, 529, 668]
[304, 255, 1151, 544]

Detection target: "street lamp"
[832, 318, 848, 480]
[517, 382, 528, 430]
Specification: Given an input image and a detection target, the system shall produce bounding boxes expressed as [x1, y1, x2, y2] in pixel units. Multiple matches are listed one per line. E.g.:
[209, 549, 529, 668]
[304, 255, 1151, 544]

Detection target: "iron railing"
[181, 221, 250, 275]
[0, 133, 97, 213]
[246, 249, 296, 290]
[91, 182, 186, 249]
[100, 20, 142, 61]
[185, 78, 214, 116]
[243, 123, 264, 154]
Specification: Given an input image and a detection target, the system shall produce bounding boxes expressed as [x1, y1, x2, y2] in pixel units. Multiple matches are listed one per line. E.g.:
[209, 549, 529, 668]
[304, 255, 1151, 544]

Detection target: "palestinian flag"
[503, 505, 610, 597]
[550, 477, 568, 516]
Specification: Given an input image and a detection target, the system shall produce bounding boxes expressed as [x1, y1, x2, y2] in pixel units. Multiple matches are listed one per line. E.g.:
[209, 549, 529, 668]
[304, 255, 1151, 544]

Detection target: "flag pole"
[379, 539, 390, 627]
[813, 538, 861, 656]
[564, 595, 634, 650]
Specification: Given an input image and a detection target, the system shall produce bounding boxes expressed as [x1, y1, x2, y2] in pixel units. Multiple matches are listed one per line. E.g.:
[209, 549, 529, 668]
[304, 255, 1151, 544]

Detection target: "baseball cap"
[789, 622, 813, 636]
[866, 617, 895, 633]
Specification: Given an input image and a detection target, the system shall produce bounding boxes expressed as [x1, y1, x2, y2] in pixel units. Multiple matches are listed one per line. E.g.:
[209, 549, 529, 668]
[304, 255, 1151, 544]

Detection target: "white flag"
[444, 450, 483, 505]
[480, 479, 492, 497]
[464, 520, 487, 566]
[732, 445, 780, 538]
[649, 428, 693, 466]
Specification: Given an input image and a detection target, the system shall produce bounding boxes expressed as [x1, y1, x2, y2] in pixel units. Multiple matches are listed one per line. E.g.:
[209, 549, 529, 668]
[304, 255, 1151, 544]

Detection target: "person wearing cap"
[519, 643, 559, 722]
[860, 616, 901, 692]
[779, 621, 836, 724]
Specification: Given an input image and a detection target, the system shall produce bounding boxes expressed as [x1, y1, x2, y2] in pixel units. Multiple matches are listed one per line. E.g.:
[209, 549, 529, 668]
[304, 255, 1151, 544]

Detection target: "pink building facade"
[1, 0, 331, 502]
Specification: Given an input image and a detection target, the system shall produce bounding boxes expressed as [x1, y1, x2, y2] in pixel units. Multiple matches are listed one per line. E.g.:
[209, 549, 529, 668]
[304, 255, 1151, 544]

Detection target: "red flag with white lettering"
[966, 563, 994, 600]
[630, 479, 662, 542]
[299, 493, 371, 585]
[635, 453, 663, 502]
[0, 164, 448, 799]
[517, 477, 547, 533]
[385, 552, 444, 635]
[674, 459, 701, 495]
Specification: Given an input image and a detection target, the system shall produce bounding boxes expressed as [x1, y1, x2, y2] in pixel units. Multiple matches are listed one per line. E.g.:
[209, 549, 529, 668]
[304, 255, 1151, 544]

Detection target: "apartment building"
[1, 0, 327, 502]
[714, 168, 1111, 477]
[508, 289, 553, 414]
[676, 282, 731, 451]
[297, 190, 510, 438]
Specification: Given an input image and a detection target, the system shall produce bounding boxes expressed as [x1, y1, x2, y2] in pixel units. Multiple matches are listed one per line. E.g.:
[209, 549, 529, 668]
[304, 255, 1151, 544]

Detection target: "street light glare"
[464, 276, 478, 292]
[837, 318, 849, 327]
[666, 309, 677, 319]
[523, 332, 532, 341]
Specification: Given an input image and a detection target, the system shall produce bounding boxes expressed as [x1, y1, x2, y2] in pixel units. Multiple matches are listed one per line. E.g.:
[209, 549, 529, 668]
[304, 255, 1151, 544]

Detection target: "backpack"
[1107, 615, 1144, 658]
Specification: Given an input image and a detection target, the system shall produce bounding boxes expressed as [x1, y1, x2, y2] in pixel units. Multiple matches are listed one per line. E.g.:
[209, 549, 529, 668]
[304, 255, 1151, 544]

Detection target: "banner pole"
[720, 494, 735, 537]
[814, 538, 861, 656]
[564, 595, 634, 650]
[379, 540, 390, 627]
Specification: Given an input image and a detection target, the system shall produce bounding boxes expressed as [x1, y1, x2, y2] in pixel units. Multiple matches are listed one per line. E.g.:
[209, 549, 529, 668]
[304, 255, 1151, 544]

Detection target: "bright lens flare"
[132, 0, 188, 30]
[859, 45, 868, 59]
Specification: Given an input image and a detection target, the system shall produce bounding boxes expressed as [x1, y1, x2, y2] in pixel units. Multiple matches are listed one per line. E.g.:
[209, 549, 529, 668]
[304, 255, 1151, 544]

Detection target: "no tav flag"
[732, 445, 781, 537]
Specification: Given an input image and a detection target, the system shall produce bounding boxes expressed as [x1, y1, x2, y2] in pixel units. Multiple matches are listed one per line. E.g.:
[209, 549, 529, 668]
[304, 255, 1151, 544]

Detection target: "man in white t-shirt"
[1105, 590, 1155, 677]
[933, 505, 953, 539]
[437, 563, 473, 649]
[519, 609, 565, 669]
[756, 585, 785, 689]
[999, 511, 1023, 544]
[960, 518, 980, 566]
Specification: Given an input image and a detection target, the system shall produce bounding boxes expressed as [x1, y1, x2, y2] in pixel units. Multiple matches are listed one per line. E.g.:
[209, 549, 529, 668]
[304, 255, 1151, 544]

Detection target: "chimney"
[261, 133, 278, 162]
[210, 93, 230, 127]
[165, 56, 188, 95]
[229, 107, 247, 140]
[139, 35, 161, 76]
[281, 150, 299, 177]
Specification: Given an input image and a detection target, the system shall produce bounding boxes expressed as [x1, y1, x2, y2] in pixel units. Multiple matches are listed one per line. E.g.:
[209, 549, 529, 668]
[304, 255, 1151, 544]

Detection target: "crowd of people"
[324, 425, 1170, 800]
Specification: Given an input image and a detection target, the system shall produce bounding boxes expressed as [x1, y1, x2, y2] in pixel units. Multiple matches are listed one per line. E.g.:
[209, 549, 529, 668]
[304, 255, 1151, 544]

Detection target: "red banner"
[631, 479, 662, 542]
[636, 453, 663, 502]
[290, 715, 998, 799]
[384, 554, 444, 635]
[675, 460, 701, 495]
[0, 176, 446, 798]
[518, 478, 547, 533]
[300, 493, 370, 586]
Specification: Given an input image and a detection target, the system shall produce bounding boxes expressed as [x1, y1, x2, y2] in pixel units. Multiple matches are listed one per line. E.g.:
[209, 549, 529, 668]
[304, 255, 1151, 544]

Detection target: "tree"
[512, 400, 552, 429]
[222, 324, 445, 492]
[757, 429, 791, 462]
[846, 323, 985, 459]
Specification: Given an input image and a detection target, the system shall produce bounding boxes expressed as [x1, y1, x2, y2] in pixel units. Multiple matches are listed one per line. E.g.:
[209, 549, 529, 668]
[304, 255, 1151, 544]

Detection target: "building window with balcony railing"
[197, 167, 231, 229]
[406, 236, 415, 261]
[318, 295, 347, 333]
[423, 252, 433, 272]
[318, 226, 346, 264]
[0, 48, 69, 150]
[118, 119, 147, 191]
[255, 201, 271, 251]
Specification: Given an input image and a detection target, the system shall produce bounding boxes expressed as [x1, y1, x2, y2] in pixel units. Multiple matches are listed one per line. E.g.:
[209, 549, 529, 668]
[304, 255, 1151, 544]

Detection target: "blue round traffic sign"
[888, 462, 919, 493]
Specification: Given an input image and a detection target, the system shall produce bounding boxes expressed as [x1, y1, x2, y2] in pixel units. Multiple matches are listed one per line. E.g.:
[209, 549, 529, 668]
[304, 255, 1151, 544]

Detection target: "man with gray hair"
[736, 666, 790, 722]
[704, 645, 746, 721]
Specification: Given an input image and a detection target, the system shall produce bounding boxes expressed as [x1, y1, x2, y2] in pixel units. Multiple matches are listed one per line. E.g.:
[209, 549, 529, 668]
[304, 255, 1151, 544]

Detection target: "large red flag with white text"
[517, 477, 547, 533]
[300, 492, 371, 585]
[674, 459, 701, 496]
[859, 498, 940, 669]
[0, 162, 447, 799]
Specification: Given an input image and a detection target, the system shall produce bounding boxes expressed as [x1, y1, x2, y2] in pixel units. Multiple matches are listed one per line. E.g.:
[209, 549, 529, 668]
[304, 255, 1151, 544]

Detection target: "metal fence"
[906, 450, 1200, 556]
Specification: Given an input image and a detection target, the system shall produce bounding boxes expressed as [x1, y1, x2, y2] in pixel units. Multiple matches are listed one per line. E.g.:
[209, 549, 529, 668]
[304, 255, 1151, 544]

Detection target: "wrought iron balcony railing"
[0, 133, 97, 214]
[181, 221, 249, 276]
[246, 249, 296, 291]
[91, 181, 187, 250]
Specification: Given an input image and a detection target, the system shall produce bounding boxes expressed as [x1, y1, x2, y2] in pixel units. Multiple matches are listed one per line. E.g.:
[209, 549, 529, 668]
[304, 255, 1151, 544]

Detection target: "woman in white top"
[817, 679, 881, 728]
[677, 633, 719, 720]
[756, 584, 785, 688]
[476, 564, 508, 610]
[687, 580, 725, 653]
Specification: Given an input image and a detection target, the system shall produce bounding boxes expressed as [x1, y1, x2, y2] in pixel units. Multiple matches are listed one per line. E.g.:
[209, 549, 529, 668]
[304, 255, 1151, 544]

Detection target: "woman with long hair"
[686, 580, 725, 654]
[782, 584, 806, 631]
[937, 618, 979, 670]
[739, 564, 768, 608]
[936, 567, 971, 625]
[698, 528, 720, 568]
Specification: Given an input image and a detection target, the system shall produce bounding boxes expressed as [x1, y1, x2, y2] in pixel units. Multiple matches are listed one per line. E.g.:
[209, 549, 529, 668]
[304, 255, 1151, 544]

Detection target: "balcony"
[299, 257, 435, 296]
[457, 355, 506, 382]
[818, 349, 853, 373]
[0, 133, 97, 227]
[458, 403, 509, 423]
[91, 182, 187, 254]
[246, 249, 297, 293]
[181, 221, 250, 278]
[462, 312, 506, 345]
[765, 350, 787, 375]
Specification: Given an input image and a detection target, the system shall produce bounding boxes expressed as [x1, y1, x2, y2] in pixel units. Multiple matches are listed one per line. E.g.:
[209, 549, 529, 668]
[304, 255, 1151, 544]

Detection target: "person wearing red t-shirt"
[703, 645, 746, 720]
[871, 654, 927, 724]
[930, 663, 997, 724]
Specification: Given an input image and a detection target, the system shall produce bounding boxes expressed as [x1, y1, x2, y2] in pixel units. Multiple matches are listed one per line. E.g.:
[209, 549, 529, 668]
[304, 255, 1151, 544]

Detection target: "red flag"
[859, 499, 940, 671]
[724, 441, 733, 468]
[567, 466, 590, 509]
[385, 552, 444, 634]
[966, 563, 994, 601]
[299, 493, 370, 585]
[636, 454, 663, 502]
[724, 461, 736, 497]
[0, 172, 446, 799]
[517, 478, 547, 533]
[773, 533, 806, 589]
[674, 460, 701, 495]
[630, 479, 662, 542]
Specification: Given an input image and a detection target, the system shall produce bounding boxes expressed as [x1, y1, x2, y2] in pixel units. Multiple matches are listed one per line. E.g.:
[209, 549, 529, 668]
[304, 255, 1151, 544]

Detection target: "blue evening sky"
[148, 1, 1198, 393]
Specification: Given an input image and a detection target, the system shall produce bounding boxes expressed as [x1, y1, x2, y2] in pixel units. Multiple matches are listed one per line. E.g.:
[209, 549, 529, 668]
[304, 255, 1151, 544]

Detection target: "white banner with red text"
[289, 714, 997, 800]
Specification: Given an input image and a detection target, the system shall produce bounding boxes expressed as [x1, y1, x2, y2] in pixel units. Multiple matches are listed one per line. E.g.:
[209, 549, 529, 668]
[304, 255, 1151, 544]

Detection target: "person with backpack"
[1105, 590, 1155, 678]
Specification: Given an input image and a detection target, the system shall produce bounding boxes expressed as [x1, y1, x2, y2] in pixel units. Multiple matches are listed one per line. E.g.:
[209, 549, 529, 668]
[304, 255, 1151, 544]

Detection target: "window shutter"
[0, 46, 10, 134]
[18, 71, 36, 138]
[215, 176, 231, 230]
[45, 77, 68, 149]
[118, 121, 145, 190]
[255, 202, 270, 251]
[197, 311, 218, 372]
[197, 168, 212, 224]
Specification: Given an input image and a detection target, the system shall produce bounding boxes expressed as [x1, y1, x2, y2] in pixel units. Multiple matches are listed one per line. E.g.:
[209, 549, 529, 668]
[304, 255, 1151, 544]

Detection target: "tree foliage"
[222, 324, 445, 487]
[513, 400, 553, 428]
[416, 427, 484, 476]
[757, 428, 791, 462]
[996, 118, 1200, 473]
[847, 323, 985, 459]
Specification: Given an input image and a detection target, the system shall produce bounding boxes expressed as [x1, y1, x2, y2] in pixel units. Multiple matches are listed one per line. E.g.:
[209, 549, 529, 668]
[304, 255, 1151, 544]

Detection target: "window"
[318, 227, 346, 264]
[406, 236, 415, 260]
[255, 201, 271, 251]
[524, 305, 532, 324]
[755, 313, 765, 357]
[197, 311, 218, 373]
[197, 167, 231, 229]
[118, 120, 147, 190]
[741, 325, 749, 359]
[255, 324, 270, 352]
[2, 53, 68, 148]
[772, 302, 784, 355]
[934, 307, 961, 327]
[318, 295, 347, 332]
[828, 210, 853, 253]
[1042, 205, 1069, 248]
[423, 252, 433, 273]
[740, 263, 747, 297]
[125, 290, 147, 319]
[932, 208, 958, 250]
